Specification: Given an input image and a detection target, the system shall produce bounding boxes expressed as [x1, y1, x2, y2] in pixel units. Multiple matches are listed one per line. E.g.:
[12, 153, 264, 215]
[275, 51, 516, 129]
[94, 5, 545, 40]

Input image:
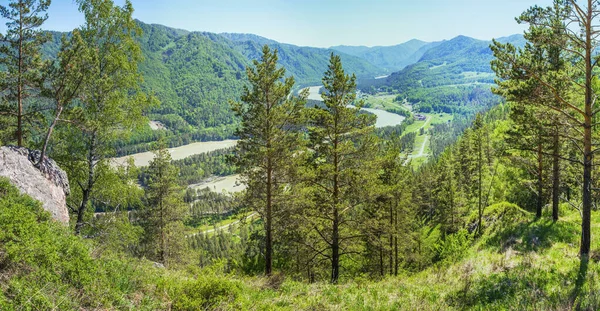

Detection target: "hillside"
[137, 23, 249, 129]
[42, 21, 386, 155]
[355, 35, 525, 115]
[220, 33, 385, 86]
[3, 174, 597, 310]
[384, 34, 526, 89]
[386, 35, 498, 90]
[331, 39, 440, 72]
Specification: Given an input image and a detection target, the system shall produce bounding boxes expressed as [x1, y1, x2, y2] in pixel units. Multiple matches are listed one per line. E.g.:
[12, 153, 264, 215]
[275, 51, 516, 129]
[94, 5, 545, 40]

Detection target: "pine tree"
[0, 0, 50, 147]
[143, 142, 188, 267]
[232, 45, 306, 275]
[304, 53, 378, 283]
[434, 149, 461, 234]
[492, 2, 569, 221]
[373, 140, 413, 276]
[491, 0, 597, 255]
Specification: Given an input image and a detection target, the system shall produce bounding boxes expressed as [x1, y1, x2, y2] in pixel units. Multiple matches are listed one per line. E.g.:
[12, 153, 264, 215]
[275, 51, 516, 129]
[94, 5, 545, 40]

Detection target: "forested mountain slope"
[384, 34, 525, 89]
[357, 35, 525, 115]
[220, 32, 385, 85]
[331, 39, 440, 72]
[137, 22, 249, 129]
[41, 22, 385, 154]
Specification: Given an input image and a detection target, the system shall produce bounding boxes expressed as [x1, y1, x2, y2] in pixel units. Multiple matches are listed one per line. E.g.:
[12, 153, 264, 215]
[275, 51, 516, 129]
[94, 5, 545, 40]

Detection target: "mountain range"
[43, 19, 523, 153]
[331, 39, 441, 72]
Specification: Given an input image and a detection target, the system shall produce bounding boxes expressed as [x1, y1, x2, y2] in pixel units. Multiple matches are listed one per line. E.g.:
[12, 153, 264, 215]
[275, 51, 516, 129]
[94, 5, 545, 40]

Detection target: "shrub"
[169, 275, 241, 310]
[0, 177, 164, 310]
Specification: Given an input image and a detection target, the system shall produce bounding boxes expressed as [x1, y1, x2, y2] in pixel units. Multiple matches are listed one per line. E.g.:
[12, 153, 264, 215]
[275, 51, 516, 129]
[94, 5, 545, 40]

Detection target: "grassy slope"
[224, 205, 600, 310]
[3, 174, 600, 309]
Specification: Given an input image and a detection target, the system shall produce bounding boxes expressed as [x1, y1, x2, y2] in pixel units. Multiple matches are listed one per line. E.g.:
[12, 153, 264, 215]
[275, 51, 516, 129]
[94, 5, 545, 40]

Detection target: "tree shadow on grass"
[446, 261, 558, 309]
[484, 218, 578, 254]
[569, 256, 589, 310]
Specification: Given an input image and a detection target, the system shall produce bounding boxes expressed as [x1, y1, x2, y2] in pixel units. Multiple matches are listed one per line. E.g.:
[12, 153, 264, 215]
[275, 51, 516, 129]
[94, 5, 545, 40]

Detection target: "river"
[302, 86, 405, 128]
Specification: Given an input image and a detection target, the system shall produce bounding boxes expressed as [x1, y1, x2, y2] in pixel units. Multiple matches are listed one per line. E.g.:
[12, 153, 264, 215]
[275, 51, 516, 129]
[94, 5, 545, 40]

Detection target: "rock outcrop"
[0, 146, 70, 223]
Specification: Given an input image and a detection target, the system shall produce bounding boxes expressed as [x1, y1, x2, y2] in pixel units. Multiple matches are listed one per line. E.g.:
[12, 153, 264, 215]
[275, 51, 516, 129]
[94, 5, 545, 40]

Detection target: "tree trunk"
[394, 202, 399, 276]
[75, 187, 89, 235]
[581, 1, 593, 256]
[331, 139, 340, 283]
[265, 160, 273, 276]
[16, 11, 23, 147]
[582, 121, 592, 256]
[160, 197, 165, 264]
[37, 105, 63, 167]
[552, 126, 560, 222]
[389, 203, 394, 276]
[394, 235, 399, 276]
[379, 239, 384, 277]
[537, 141, 543, 218]
[75, 133, 96, 235]
[17, 85, 23, 147]
[477, 131, 483, 235]
[331, 208, 339, 283]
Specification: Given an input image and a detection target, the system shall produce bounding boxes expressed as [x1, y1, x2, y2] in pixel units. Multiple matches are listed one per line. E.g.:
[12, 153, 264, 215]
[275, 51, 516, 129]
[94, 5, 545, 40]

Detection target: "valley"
[303, 85, 406, 128]
[3, 0, 599, 310]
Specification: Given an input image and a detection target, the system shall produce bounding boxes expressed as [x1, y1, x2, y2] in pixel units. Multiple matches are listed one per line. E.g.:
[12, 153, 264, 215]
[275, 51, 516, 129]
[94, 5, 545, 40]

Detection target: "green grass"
[361, 94, 409, 113]
[363, 95, 453, 169]
[189, 211, 256, 235]
[218, 204, 600, 310]
[430, 113, 453, 125]
[404, 119, 427, 133]
[5, 174, 600, 310]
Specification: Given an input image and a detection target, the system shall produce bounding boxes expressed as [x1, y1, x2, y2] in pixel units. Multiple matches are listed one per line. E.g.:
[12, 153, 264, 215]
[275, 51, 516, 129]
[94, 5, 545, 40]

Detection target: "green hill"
[43, 21, 385, 154]
[137, 22, 249, 130]
[220, 33, 385, 86]
[331, 39, 439, 72]
[383, 34, 526, 90]
[357, 35, 525, 115]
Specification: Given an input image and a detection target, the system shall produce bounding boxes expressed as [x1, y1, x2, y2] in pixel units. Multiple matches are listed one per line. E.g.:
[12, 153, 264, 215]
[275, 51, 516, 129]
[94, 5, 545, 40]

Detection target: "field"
[112, 139, 237, 167]
[189, 174, 245, 193]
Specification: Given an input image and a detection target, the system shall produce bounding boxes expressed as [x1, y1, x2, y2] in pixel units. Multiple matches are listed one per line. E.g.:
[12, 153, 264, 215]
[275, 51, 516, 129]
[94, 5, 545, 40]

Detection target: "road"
[415, 135, 429, 158]
[405, 116, 432, 165]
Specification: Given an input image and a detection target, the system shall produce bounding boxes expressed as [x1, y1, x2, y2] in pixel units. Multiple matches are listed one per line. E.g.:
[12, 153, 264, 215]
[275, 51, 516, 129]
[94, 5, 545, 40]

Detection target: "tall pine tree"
[232, 45, 306, 276]
[0, 0, 50, 147]
[491, 0, 597, 255]
[304, 53, 378, 283]
[143, 142, 188, 267]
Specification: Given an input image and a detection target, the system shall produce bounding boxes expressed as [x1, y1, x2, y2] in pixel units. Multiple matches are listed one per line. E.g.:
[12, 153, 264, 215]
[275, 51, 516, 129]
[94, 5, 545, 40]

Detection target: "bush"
[0, 177, 164, 310]
[435, 229, 473, 263]
[169, 275, 241, 310]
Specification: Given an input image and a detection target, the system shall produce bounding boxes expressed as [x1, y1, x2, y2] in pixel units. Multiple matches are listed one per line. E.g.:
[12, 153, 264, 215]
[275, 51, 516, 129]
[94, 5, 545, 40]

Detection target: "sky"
[3, 0, 555, 47]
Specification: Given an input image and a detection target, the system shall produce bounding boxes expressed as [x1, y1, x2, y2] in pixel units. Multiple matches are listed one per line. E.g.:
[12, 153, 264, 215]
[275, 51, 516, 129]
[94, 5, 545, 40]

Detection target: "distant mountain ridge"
[379, 34, 525, 91]
[331, 39, 440, 72]
[354, 34, 524, 115]
[331, 34, 525, 74]
[220, 32, 385, 86]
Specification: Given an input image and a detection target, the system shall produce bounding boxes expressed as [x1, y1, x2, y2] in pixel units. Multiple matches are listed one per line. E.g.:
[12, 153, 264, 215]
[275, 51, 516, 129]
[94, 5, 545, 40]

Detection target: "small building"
[414, 113, 427, 121]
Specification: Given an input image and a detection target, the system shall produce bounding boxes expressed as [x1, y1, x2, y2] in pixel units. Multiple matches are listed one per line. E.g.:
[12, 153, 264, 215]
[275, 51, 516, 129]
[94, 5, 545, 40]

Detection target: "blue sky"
[6, 0, 553, 47]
